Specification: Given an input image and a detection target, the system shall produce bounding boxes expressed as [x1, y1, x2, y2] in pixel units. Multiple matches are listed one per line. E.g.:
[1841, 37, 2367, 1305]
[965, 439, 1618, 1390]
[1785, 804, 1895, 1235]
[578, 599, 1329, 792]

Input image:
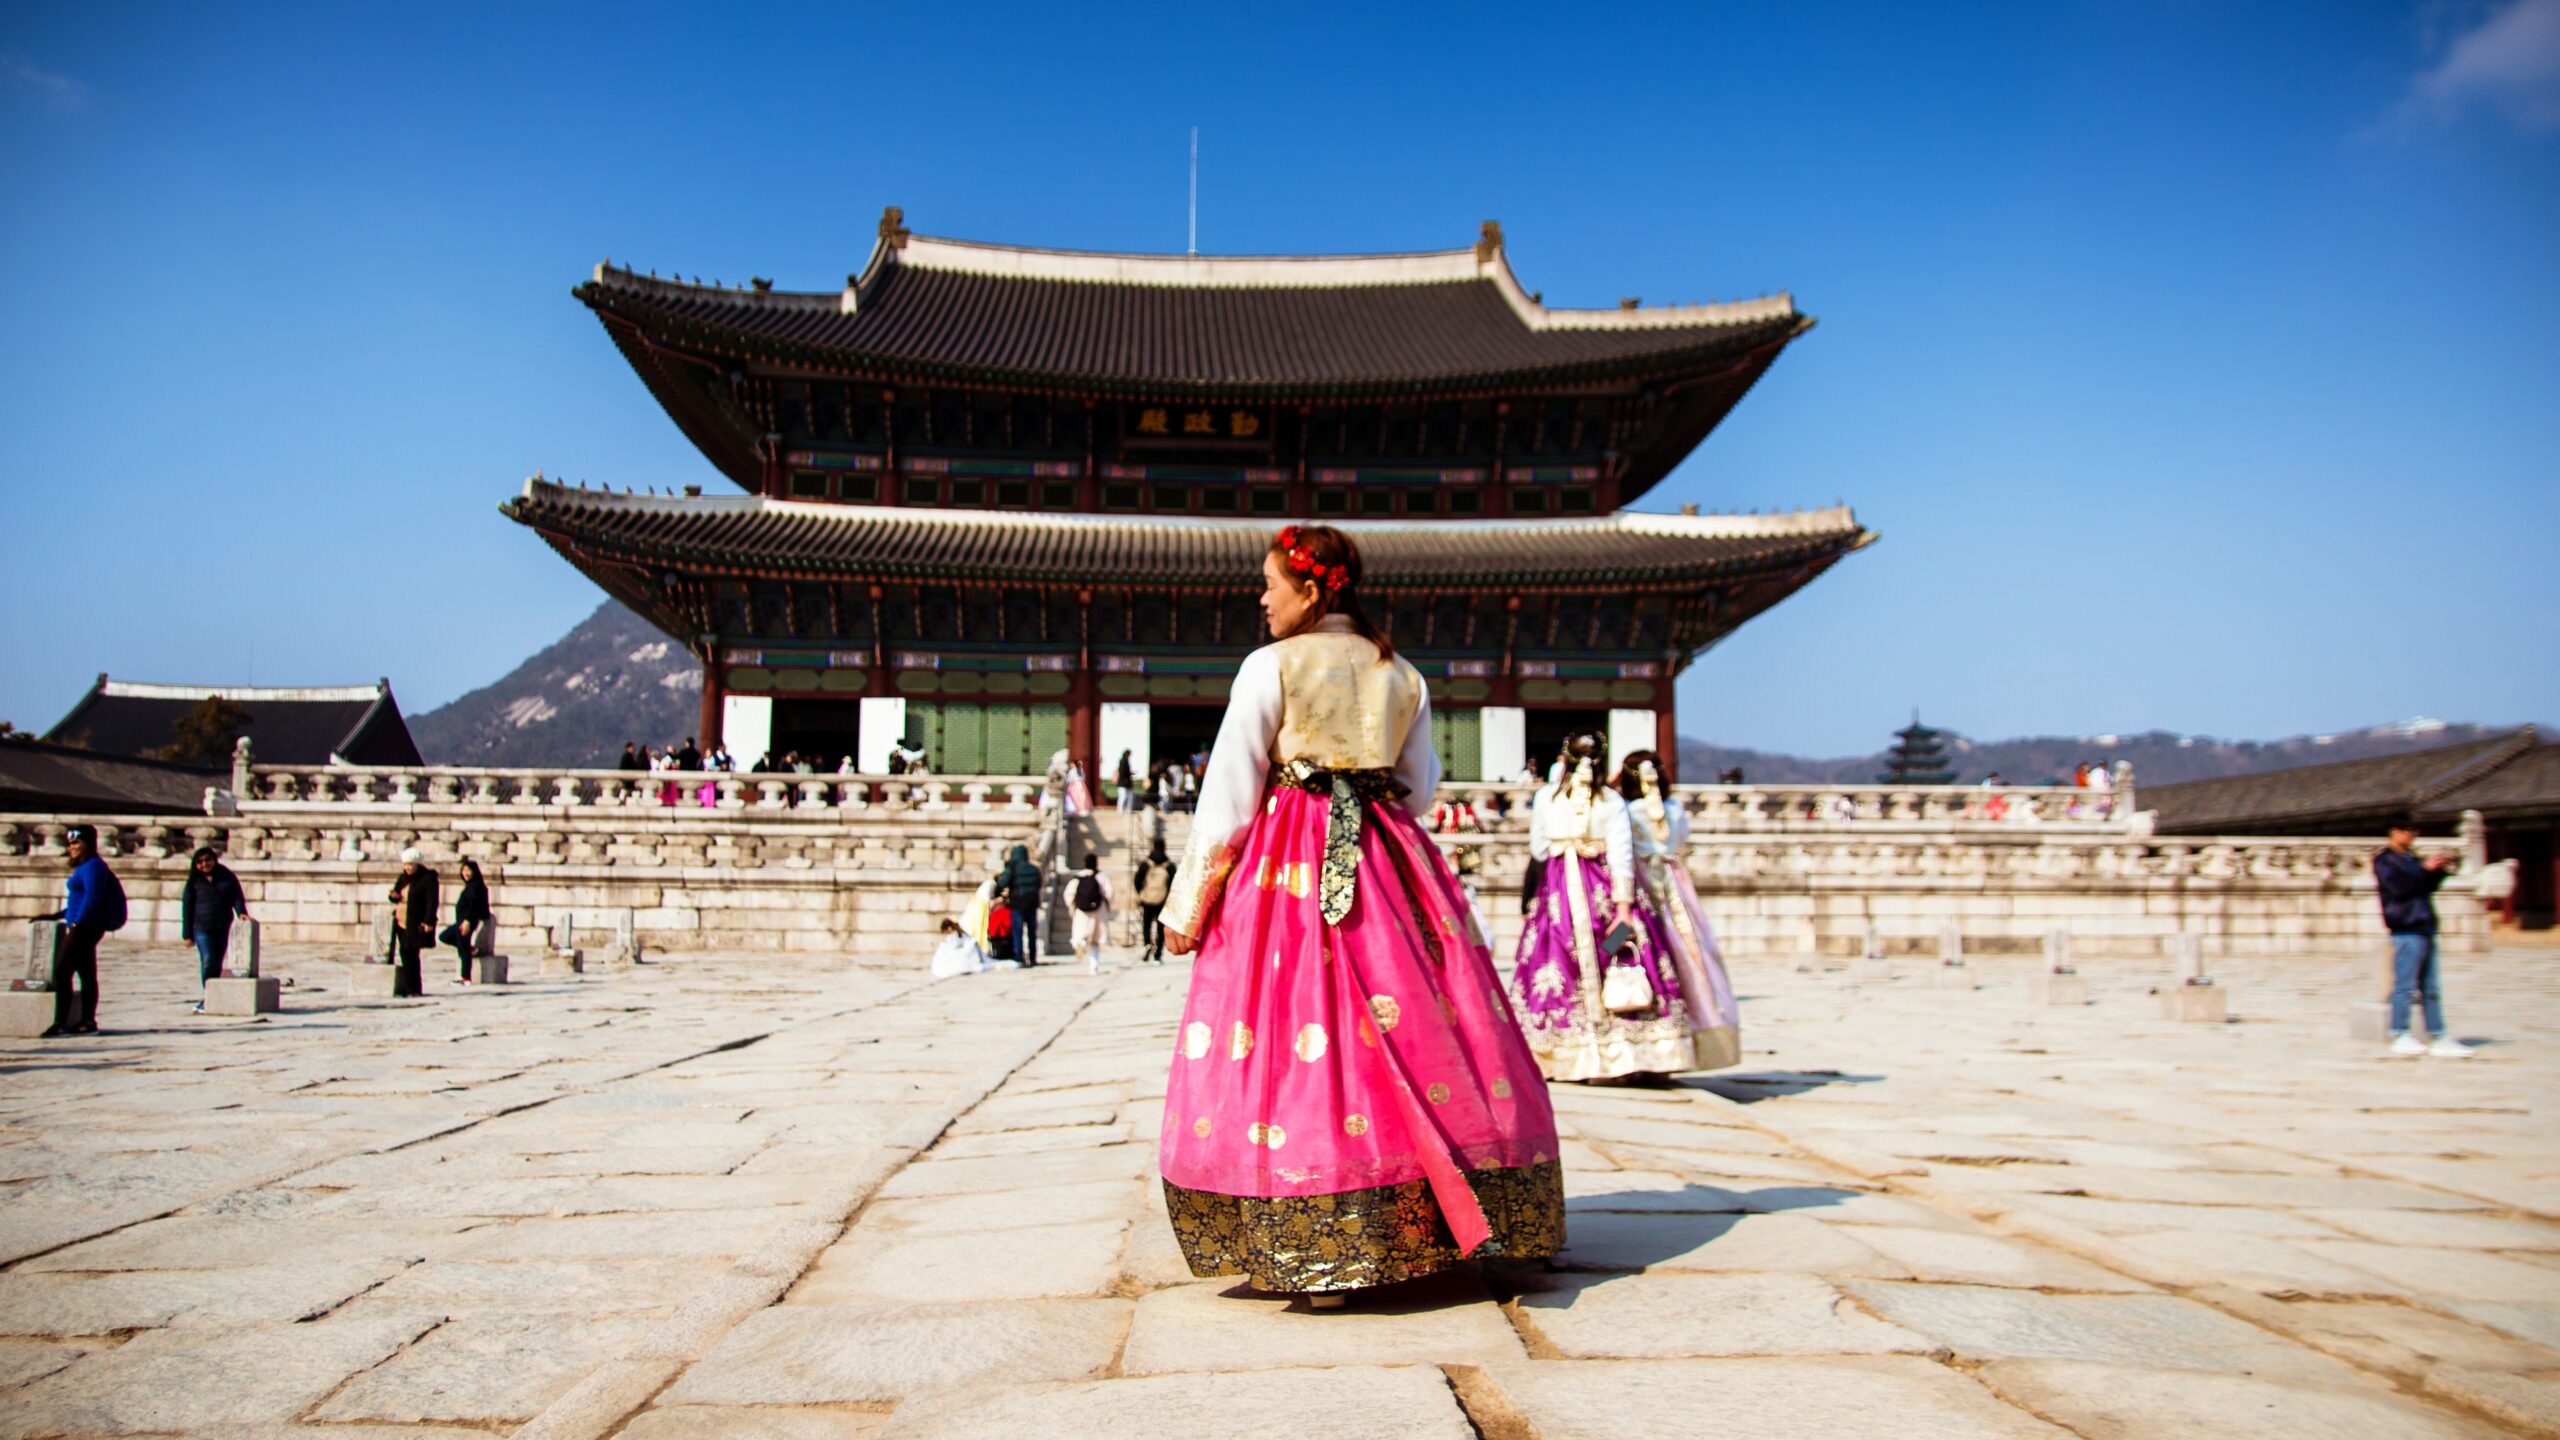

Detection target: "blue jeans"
[2389, 931, 2445, 1036]
[193, 929, 229, 985]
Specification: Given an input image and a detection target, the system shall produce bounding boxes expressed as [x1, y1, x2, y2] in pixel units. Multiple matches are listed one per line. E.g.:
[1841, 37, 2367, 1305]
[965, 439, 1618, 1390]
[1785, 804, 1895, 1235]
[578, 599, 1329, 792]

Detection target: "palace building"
[506, 212, 1872, 780]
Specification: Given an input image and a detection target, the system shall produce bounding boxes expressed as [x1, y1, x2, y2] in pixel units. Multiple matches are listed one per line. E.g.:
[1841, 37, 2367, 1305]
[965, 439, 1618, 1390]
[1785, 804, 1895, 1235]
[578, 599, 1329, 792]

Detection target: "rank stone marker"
[2028, 928, 2086, 1006]
[2161, 932, 2229, 1023]
[1932, 920, 1973, 990]
[1852, 922, 1893, 982]
[204, 918, 281, 1015]
[2, 919, 59, 1035]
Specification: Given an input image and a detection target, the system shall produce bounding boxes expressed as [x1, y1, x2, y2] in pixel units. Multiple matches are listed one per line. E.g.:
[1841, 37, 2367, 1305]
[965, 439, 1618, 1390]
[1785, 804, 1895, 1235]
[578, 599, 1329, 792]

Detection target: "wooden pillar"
[1070, 587, 1097, 778]
[1655, 697, 1679, 783]
[697, 647, 724, 749]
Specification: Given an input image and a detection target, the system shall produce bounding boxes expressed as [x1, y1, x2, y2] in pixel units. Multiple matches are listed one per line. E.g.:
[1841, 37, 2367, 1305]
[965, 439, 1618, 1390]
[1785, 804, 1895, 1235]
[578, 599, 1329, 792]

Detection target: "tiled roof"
[42, 678, 423, 768]
[2432, 742, 2560, 820]
[2143, 729, 2544, 833]
[503, 480, 1874, 591]
[0, 739, 216, 816]
[577, 231, 1807, 394]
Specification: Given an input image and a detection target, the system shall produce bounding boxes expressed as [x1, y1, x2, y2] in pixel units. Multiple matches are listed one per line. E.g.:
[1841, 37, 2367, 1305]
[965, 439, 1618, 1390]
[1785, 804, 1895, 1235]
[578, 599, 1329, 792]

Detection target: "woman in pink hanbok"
[1160, 525, 1563, 1304]
[1617, 750, 1741, 1071]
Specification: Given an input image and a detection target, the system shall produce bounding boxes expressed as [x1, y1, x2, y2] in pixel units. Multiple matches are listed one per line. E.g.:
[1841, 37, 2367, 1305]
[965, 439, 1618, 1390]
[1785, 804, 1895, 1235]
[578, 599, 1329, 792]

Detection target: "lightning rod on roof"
[1188, 126, 1198, 258]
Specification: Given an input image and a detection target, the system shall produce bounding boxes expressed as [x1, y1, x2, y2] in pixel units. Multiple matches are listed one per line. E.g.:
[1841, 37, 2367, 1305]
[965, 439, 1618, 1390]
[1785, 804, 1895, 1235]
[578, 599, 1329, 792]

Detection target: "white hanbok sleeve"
[1668, 801, 1692, 849]
[1159, 646, 1283, 937]
[1527, 787, 1554, 862]
[1393, 684, 1440, 820]
[1604, 794, 1635, 903]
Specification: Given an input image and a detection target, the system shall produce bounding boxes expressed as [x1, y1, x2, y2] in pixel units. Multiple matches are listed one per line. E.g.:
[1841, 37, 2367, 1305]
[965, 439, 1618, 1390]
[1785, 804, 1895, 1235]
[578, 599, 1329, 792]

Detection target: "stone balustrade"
[234, 766, 2137, 834]
[0, 800, 2484, 965]
[239, 765, 1049, 817]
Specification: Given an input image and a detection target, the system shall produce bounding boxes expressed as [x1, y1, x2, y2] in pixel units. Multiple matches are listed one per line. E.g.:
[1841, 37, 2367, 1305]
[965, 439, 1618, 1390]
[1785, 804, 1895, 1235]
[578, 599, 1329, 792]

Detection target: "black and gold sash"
[1269, 760, 1406, 927]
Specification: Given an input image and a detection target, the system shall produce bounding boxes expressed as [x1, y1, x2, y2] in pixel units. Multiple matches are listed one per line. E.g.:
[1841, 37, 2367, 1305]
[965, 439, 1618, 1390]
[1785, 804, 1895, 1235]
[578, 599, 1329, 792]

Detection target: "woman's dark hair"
[191, 846, 220, 864]
[1615, 748, 1664, 802]
[1270, 524, 1394, 659]
[460, 858, 484, 882]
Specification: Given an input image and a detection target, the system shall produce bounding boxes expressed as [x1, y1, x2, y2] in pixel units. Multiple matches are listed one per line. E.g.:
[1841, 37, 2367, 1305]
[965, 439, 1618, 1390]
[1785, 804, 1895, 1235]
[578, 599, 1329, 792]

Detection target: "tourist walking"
[1068, 853, 1114, 973]
[1617, 751, 1741, 1070]
[387, 849, 437, 998]
[447, 859, 490, 984]
[618, 742, 643, 772]
[999, 843, 1044, 967]
[1511, 733, 1698, 1081]
[1115, 750, 1137, 813]
[179, 846, 250, 1013]
[1159, 524, 1561, 1306]
[1132, 838, 1175, 963]
[2377, 816, 2471, 1057]
[42, 824, 125, 1037]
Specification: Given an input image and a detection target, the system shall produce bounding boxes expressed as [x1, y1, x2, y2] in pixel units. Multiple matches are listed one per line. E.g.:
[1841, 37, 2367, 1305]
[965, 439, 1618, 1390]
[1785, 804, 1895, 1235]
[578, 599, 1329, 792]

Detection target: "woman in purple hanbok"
[1508, 734, 1698, 1081]
[1618, 750, 1740, 1071]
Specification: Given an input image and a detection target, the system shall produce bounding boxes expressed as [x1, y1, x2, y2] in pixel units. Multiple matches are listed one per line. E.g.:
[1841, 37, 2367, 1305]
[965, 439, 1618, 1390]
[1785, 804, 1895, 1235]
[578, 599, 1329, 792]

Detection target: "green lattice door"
[1432, 706, 1482, 783]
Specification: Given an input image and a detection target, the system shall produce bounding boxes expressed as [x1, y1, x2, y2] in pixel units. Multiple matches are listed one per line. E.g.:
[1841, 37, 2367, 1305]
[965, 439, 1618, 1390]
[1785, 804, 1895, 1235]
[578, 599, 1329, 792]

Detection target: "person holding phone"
[1509, 733, 1696, 1081]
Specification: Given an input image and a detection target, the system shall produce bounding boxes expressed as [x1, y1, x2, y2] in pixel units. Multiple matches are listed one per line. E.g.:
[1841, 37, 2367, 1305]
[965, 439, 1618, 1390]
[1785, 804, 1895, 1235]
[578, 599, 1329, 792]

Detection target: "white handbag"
[1601, 959, 1655, 1015]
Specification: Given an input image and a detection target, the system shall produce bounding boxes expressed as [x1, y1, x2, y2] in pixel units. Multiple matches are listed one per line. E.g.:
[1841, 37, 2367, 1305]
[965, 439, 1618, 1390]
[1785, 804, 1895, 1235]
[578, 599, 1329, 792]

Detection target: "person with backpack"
[1132, 839, 1175, 964]
[43, 823, 126, 1037]
[1068, 852, 1114, 974]
[999, 844, 1044, 968]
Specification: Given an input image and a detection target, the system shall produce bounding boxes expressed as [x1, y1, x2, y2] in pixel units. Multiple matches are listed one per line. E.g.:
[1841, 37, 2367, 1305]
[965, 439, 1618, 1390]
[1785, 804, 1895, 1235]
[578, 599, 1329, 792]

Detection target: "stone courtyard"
[0, 939, 2553, 1438]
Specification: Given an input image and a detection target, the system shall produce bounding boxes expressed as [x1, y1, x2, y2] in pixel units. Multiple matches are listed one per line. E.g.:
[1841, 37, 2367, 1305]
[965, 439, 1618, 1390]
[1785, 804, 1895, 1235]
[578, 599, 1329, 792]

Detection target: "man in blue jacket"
[2375, 815, 2469, 1058]
[44, 824, 126, 1037]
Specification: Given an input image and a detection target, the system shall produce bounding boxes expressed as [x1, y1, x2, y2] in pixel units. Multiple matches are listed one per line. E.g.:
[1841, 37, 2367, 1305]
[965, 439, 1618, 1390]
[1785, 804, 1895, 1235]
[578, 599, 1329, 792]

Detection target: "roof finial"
[879, 206, 910, 250]
[1475, 220, 1503, 263]
[1619, 296, 1641, 310]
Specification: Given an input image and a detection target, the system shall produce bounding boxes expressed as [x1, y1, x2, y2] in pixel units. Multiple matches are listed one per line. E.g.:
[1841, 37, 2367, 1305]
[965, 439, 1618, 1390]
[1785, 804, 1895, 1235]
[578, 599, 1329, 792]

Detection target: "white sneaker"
[2428, 1036, 2476, 1058]
[2388, 1033, 2428, 1057]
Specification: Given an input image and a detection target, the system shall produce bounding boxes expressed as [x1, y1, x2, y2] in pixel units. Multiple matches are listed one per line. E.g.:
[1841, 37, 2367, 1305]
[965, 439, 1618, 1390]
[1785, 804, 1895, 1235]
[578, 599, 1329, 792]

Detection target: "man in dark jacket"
[43, 824, 125, 1037]
[618, 742, 644, 772]
[388, 848, 438, 999]
[2375, 816, 2469, 1058]
[180, 846, 251, 1013]
[1000, 844, 1044, 967]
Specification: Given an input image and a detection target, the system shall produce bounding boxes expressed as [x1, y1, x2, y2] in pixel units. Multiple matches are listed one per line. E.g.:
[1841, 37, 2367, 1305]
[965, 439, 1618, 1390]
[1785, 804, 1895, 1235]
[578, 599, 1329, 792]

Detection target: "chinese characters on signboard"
[1130, 407, 1264, 440]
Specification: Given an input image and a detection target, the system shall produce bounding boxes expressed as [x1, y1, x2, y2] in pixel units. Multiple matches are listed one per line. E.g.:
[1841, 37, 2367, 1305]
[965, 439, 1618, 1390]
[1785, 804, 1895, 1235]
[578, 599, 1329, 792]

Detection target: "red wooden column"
[1655, 697, 1680, 783]
[697, 646, 725, 749]
[1069, 587, 1098, 778]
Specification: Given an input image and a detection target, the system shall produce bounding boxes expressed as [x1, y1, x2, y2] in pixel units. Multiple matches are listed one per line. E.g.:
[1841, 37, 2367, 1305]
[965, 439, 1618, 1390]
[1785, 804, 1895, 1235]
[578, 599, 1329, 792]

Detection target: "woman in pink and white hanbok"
[1159, 524, 1563, 1301]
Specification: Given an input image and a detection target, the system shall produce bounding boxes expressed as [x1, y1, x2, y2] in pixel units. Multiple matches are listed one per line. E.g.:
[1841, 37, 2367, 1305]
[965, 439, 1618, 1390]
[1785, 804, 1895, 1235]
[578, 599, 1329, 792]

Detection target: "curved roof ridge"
[515, 478, 1862, 541]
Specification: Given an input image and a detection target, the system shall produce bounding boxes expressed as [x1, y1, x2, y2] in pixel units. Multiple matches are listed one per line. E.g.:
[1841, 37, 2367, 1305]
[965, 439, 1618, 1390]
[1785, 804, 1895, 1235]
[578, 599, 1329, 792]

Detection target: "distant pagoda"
[1879, 714, 1958, 784]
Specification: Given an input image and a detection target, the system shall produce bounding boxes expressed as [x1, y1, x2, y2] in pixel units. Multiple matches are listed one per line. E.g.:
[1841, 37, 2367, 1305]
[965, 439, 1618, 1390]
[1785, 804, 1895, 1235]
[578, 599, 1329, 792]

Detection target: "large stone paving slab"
[1119, 1275, 1527, 1374]
[1484, 1355, 2067, 1439]
[313, 1309, 661, 1424]
[1513, 1271, 1942, 1358]
[1843, 1282, 2362, 1382]
[663, 1300, 1131, 1405]
[875, 1365, 1477, 1439]
[0, 1309, 443, 1439]
[789, 1219, 1128, 1303]
[1976, 1358, 2510, 1438]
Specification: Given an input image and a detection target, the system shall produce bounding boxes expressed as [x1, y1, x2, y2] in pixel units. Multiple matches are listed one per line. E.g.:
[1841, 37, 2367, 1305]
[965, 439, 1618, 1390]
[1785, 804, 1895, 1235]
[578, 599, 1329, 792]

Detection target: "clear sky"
[3, 1, 2553, 757]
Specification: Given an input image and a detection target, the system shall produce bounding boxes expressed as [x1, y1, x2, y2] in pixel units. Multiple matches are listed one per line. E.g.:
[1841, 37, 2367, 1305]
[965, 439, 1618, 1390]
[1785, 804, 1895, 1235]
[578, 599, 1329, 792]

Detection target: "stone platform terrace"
[0, 942, 2552, 1438]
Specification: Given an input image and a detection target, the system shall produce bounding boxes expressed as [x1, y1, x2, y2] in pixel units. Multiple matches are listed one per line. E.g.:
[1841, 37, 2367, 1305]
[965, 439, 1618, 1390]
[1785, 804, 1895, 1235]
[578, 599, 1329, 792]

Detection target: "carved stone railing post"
[962, 782, 992, 812]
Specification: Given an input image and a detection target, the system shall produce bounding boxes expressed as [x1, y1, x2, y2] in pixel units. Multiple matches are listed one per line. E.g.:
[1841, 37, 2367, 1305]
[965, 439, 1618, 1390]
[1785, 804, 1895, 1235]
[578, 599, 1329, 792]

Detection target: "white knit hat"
[399, 847, 423, 864]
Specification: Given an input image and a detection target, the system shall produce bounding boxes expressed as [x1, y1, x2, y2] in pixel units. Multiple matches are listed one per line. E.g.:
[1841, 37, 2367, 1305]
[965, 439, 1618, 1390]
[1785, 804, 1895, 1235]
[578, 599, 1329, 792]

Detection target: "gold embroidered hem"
[1528, 1011, 1699, 1083]
[1164, 1161, 1564, 1293]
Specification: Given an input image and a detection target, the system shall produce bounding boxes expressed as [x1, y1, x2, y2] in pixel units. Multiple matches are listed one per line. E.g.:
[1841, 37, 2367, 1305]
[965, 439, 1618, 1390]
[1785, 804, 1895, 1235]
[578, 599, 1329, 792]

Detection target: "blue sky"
[3, 1, 2553, 757]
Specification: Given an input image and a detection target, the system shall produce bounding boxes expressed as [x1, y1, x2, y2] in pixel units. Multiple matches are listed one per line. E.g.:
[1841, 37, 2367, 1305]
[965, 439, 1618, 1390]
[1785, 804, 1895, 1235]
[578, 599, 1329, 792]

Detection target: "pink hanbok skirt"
[1161, 783, 1564, 1292]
